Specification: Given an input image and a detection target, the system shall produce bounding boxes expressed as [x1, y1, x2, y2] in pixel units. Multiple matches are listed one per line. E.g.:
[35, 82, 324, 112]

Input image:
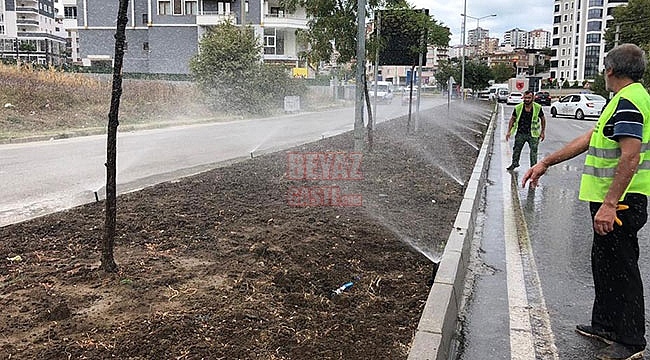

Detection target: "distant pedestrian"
[522, 43, 650, 360]
[506, 90, 547, 171]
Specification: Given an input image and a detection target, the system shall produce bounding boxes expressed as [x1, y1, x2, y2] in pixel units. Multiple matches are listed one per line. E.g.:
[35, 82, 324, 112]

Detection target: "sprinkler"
[94, 191, 99, 202]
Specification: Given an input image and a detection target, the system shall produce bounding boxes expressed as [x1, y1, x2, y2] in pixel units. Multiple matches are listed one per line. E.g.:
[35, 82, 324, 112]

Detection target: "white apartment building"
[528, 29, 551, 49]
[467, 27, 489, 47]
[551, 0, 629, 83]
[503, 28, 528, 48]
[0, 0, 67, 64]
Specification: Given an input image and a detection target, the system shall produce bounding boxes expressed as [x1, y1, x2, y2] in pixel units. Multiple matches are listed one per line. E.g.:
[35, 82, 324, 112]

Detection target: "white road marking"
[499, 103, 536, 360]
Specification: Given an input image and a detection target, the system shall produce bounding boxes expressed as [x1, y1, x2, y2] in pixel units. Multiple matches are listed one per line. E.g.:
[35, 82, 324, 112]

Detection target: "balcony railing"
[263, 13, 307, 28]
[196, 11, 236, 25]
[16, 6, 39, 13]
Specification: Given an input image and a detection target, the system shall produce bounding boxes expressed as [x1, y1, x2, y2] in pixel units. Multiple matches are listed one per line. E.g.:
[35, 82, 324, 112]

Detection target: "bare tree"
[101, 0, 129, 273]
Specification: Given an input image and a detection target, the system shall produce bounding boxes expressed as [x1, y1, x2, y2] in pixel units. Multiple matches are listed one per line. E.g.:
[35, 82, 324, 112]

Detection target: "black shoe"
[596, 342, 644, 360]
[506, 163, 519, 171]
[576, 324, 615, 344]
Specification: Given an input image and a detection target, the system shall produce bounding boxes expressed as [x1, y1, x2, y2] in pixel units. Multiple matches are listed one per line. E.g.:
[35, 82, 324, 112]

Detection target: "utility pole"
[460, 0, 467, 101]
[353, 0, 366, 151]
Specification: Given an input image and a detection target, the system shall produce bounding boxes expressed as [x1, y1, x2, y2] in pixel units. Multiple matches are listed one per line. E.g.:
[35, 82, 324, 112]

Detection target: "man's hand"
[522, 161, 549, 188]
[540, 132, 545, 142]
[594, 202, 617, 235]
[505, 132, 511, 141]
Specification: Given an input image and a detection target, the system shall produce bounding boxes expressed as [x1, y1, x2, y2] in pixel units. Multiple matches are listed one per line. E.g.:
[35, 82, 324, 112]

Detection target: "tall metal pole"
[372, 11, 380, 133]
[354, 0, 366, 150]
[461, 0, 467, 101]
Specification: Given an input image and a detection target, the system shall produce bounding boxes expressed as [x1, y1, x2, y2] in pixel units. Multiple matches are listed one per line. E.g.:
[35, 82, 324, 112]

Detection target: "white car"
[497, 88, 509, 103]
[550, 93, 607, 120]
[506, 92, 523, 105]
[401, 87, 418, 106]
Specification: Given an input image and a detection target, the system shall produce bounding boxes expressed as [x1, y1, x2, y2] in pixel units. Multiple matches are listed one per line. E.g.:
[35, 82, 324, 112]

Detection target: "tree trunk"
[363, 72, 374, 152]
[406, 64, 416, 134]
[101, 0, 129, 273]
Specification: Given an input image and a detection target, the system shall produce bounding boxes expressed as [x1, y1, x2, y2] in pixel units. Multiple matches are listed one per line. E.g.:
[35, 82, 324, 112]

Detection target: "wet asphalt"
[455, 103, 650, 360]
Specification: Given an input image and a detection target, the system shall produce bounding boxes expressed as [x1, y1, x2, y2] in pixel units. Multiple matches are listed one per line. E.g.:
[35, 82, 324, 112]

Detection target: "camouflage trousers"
[510, 132, 539, 168]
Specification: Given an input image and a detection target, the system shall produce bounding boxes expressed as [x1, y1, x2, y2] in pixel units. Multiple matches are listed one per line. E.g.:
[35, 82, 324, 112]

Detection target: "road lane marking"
[499, 103, 536, 360]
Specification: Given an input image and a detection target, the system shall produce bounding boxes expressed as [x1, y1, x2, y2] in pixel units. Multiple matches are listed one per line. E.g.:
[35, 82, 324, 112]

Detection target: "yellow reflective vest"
[510, 102, 543, 138]
[579, 82, 650, 202]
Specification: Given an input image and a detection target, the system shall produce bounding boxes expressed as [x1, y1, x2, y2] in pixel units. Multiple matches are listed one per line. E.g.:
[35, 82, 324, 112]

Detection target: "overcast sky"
[409, 0, 555, 46]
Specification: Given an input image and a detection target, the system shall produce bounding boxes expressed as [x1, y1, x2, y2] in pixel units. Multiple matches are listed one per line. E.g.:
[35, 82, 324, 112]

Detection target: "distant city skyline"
[410, 0, 554, 46]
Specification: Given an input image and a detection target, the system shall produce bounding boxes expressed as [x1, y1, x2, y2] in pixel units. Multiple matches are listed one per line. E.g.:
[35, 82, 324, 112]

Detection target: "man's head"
[603, 44, 647, 91]
[523, 90, 534, 105]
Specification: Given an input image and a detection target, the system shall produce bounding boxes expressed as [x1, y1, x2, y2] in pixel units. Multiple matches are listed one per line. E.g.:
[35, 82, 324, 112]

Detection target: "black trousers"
[590, 193, 648, 347]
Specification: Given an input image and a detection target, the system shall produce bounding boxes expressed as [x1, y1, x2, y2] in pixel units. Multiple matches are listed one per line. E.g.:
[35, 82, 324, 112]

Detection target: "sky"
[410, 0, 555, 46]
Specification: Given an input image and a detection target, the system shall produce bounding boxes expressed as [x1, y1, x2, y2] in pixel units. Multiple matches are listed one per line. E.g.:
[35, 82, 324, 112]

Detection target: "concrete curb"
[407, 103, 497, 360]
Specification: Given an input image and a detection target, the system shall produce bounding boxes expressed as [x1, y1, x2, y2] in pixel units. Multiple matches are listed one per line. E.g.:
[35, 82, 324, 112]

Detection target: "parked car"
[506, 92, 524, 105]
[550, 93, 607, 120]
[478, 88, 491, 100]
[497, 88, 509, 103]
[401, 87, 418, 106]
[534, 91, 552, 106]
[369, 81, 394, 104]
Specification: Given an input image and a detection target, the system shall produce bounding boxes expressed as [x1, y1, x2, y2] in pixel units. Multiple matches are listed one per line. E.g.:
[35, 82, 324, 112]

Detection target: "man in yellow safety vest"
[523, 43, 650, 360]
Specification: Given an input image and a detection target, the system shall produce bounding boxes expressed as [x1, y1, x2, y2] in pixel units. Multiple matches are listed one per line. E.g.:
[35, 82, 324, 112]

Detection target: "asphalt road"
[457, 103, 650, 359]
[0, 95, 448, 227]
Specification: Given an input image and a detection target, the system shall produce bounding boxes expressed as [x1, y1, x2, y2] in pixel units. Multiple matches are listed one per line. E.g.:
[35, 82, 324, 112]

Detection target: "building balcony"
[16, 6, 39, 14]
[196, 11, 236, 25]
[16, 19, 40, 26]
[263, 53, 300, 62]
[263, 14, 308, 29]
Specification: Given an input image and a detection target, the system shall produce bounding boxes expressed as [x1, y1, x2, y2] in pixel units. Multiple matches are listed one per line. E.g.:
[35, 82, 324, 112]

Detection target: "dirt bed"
[0, 101, 492, 359]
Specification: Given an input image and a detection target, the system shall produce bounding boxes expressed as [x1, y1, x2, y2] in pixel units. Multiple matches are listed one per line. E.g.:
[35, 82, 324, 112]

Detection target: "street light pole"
[461, 0, 467, 100]
[460, 11, 496, 99]
[461, 13, 496, 56]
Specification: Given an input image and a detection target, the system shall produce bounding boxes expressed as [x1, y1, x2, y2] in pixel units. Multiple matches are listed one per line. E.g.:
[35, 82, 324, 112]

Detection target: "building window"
[588, 9, 603, 19]
[185, 1, 198, 15]
[143, 42, 149, 51]
[584, 45, 600, 78]
[0, 25, 4, 35]
[563, 26, 567, 33]
[173, 0, 182, 15]
[589, 0, 603, 6]
[64, 6, 77, 19]
[586, 33, 601, 44]
[563, 14, 568, 22]
[158, 1, 171, 15]
[587, 21, 601, 31]
[264, 28, 276, 54]
[562, 49, 566, 56]
[142, 14, 148, 24]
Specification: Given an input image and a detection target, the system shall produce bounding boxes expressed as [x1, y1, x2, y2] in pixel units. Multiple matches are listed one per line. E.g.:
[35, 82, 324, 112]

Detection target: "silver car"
[550, 93, 607, 120]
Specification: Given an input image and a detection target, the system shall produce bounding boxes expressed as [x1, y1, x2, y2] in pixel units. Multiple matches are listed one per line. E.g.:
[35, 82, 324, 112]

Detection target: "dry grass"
[0, 63, 341, 142]
[0, 64, 225, 141]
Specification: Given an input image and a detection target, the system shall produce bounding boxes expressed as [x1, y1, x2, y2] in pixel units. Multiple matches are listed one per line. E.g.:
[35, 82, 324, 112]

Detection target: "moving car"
[401, 87, 418, 106]
[534, 91, 552, 106]
[497, 88, 509, 103]
[550, 93, 607, 120]
[506, 92, 523, 105]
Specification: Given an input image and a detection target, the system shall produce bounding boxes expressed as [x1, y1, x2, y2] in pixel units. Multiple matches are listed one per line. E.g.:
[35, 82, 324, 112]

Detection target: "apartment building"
[550, 0, 628, 83]
[503, 28, 528, 48]
[0, 0, 67, 64]
[75, 0, 308, 74]
[528, 29, 551, 49]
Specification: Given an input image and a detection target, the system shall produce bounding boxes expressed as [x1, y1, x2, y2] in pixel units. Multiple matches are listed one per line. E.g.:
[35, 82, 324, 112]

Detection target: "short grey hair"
[603, 43, 647, 82]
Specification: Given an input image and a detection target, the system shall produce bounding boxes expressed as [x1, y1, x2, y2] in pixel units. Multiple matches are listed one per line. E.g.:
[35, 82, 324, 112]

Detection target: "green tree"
[190, 21, 304, 115]
[591, 71, 609, 98]
[435, 59, 460, 91]
[491, 63, 514, 83]
[464, 60, 493, 91]
[603, 0, 650, 86]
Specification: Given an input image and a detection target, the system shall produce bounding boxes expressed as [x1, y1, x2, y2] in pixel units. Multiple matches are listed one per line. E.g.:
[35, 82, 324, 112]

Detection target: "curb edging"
[407, 103, 497, 360]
